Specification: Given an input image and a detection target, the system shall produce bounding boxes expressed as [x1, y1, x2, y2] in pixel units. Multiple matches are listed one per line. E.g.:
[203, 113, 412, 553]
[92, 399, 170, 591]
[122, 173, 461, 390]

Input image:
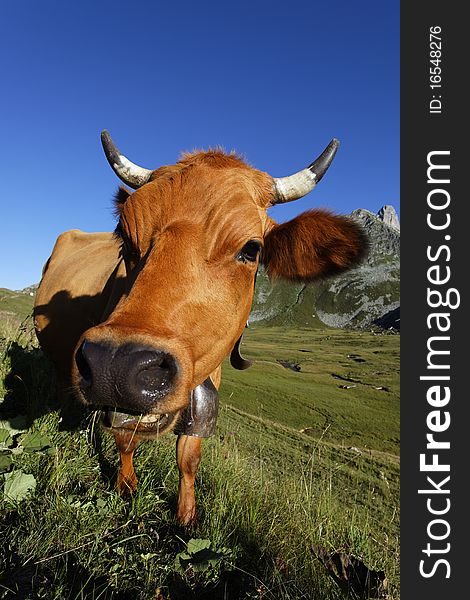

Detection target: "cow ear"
[262, 209, 368, 283]
[113, 185, 131, 217]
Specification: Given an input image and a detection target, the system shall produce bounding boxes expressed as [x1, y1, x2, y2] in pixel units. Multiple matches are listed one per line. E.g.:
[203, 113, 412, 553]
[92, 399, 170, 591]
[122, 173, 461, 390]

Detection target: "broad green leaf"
[3, 470, 36, 502]
[0, 415, 28, 435]
[175, 539, 230, 574]
[191, 548, 226, 571]
[0, 429, 12, 449]
[0, 454, 13, 473]
[20, 432, 53, 453]
[187, 538, 212, 554]
[177, 551, 191, 561]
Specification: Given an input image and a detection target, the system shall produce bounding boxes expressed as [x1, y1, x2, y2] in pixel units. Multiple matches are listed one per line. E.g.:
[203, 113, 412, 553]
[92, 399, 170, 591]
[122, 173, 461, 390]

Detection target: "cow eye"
[236, 240, 262, 263]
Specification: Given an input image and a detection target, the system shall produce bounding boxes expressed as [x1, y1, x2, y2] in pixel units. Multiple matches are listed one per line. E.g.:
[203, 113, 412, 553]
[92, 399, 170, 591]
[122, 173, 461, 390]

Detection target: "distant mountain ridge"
[250, 205, 400, 330]
[351, 207, 400, 260]
[19, 284, 39, 296]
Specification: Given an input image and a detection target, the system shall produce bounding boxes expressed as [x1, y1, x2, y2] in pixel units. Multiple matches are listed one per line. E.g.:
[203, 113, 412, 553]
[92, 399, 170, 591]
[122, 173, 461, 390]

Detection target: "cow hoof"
[116, 472, 138, 496]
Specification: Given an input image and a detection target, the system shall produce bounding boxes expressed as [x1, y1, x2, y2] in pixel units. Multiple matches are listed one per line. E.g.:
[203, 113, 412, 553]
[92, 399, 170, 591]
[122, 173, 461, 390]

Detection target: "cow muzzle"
[75, 340, 179, 415]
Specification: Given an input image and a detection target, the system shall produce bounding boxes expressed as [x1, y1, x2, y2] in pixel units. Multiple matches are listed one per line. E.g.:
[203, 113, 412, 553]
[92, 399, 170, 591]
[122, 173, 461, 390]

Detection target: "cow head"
[72, 132, 367, 436]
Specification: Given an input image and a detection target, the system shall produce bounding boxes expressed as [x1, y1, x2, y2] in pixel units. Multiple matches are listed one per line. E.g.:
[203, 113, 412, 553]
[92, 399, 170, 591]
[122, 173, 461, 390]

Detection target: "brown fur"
[176, 435, 202, 525]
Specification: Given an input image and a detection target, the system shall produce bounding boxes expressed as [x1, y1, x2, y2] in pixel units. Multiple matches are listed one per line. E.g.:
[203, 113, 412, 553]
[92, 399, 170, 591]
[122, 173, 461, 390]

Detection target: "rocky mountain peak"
[377, 205, 400, 231]
[350, 206, 400, 262]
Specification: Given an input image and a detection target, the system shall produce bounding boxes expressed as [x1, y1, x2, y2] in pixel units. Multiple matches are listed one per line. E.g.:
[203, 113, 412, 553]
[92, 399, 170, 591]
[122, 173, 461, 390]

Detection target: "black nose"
[76, 340, 178, 413]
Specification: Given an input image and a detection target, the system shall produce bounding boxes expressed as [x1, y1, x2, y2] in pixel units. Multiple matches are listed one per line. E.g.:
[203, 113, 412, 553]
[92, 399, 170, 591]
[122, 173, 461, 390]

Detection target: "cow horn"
[101, 130, 153, 189]
[272, 138, 340, 204]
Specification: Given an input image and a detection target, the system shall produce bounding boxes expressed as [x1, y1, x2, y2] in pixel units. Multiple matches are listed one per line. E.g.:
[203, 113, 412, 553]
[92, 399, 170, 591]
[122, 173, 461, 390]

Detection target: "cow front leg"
[176, 434, 202, 526]
[114, 431, 140, 495]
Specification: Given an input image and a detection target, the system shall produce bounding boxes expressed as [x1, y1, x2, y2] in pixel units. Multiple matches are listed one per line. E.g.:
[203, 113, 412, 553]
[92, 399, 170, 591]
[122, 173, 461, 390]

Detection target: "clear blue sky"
[0, 0, 399, 290]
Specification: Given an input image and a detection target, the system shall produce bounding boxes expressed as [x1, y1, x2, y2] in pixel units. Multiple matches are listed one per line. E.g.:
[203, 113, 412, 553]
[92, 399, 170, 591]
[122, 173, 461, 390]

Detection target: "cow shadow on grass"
[0, 340, 57, 427]
[0, 534, 266, 600]
[0, 340, 88, 432]
[0, 547, 133, 600]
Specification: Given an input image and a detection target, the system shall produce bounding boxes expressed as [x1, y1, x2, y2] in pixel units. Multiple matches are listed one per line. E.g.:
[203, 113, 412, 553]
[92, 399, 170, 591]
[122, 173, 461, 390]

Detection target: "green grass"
[0, 289, 34, 322]
[0, 318, 399, 599]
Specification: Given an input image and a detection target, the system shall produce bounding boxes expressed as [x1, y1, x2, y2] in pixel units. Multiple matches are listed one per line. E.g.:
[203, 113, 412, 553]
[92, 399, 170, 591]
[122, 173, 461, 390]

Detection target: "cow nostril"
[75, 342, 93, 387]
[136, 367, 166, 390]
[155, 355, 175, 373]
[131, 353, 177, 397]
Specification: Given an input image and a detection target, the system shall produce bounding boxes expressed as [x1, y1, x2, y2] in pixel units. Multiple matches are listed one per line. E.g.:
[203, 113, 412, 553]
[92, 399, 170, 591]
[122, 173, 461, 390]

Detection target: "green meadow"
[0, 309, 399, 599]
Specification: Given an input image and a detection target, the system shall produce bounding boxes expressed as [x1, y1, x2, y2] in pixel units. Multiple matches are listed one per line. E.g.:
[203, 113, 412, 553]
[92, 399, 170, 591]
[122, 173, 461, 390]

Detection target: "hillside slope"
[0, 288, 35, 322]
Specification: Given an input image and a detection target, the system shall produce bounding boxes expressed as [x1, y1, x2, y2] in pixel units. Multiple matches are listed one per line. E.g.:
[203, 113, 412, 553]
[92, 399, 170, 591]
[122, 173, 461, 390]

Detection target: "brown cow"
[34, 131, 367, 524]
